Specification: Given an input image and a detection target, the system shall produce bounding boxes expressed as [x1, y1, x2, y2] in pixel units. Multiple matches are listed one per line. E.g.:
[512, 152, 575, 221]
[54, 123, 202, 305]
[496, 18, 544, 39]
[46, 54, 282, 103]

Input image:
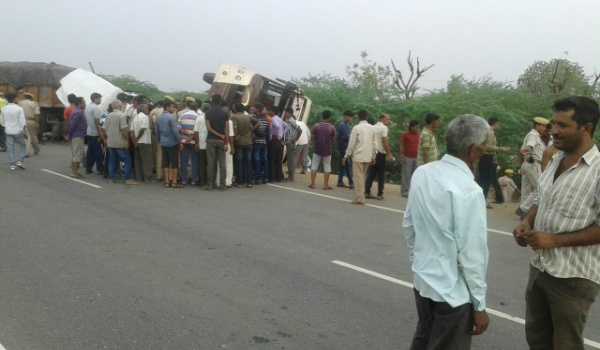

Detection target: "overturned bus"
[203, 63, 312, 123]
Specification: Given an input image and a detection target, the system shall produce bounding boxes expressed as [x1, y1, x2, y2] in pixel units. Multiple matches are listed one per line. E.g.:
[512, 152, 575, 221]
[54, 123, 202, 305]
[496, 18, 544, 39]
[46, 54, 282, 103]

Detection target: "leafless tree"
[391, 51, 435, 99]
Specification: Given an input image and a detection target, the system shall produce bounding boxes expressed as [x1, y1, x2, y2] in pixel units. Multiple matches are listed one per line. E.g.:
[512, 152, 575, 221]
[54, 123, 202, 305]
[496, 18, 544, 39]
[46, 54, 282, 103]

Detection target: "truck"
[0, 61, 76, 138]
[202, 63, 312, 122]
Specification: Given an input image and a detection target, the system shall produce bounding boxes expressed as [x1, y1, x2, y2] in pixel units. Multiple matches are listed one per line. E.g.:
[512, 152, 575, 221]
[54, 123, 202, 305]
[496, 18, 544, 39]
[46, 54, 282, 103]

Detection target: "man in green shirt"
[417, 113, 441, 166]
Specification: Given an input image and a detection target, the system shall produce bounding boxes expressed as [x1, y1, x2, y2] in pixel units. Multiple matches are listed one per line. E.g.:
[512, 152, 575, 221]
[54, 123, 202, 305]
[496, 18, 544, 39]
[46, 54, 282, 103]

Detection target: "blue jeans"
[235, 145, 252, 185]
[180, 143, 199, 184]
[6, 133, 26, 165]
[108, 148, 133, 181]
[86, 136, 104, 173]
[0, 124, 6, 148]
[338, 146, 353, 184]
[253, 143, 268, 182]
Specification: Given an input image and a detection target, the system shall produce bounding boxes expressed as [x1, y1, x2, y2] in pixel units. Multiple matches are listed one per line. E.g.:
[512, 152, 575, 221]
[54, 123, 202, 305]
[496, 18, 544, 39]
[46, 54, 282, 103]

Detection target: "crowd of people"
[3, 89, 600, 349]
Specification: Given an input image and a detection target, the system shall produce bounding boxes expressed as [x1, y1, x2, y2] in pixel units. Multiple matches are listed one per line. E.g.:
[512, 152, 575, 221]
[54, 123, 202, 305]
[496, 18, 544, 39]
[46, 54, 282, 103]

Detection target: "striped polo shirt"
[178, 111, 199, 144]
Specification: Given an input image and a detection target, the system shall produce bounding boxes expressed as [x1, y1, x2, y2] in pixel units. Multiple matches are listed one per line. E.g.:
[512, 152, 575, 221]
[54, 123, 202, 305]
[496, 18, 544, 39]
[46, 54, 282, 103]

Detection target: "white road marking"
[269, 184, 516, 236]
[41, 169, 103, 189]
[332, 260, 600, 349]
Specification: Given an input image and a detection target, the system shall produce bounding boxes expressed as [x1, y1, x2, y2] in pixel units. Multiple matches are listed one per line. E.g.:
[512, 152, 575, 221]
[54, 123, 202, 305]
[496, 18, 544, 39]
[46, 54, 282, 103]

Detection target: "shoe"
[262, 180, 268, 184]
[486, 204, 493, 209]
[85, 170, 93, 174]
[16, 162, 25, 169]
[364, 193, 375, 199]
[219, 186, 228, 191]
[10, 165, 16, 170]
[234, 184, 242, 188]
[125, 180, 140, 185]
[246, 184, 253, 188]
[70, 174, 85, 179]
[191, 182, 197, 186]
[348, 184, 355, 189]
[300, 171, 306, 175]
[351, 200, 365, 205]
[203, 185, 213, 191]
[337, 182, 347, 188]
[376, 196, 384, 200]
[0, 147, 6, 152]
[401, 194, 409, 198]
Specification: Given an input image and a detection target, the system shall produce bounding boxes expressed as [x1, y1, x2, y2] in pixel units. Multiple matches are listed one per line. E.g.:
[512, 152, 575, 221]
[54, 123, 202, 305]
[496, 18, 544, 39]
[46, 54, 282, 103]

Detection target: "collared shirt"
[311, 122, 336, 156]
[193, 112, 207, 150]
[156, 111, 180, 147]
[269, 115, 289, 141]
[18, 99, 39, 120]
[521, 129, 546, 161]
[403, 154, 488, 311]
[531, 146, 600, 284]
[1, 103, 26, 135]
[416, 127, 438, 166]
[296, 121, 310, 145]
[337, 120, 351, 150]
[178, 110, 199, 144]
[373, 121, 389, 154]
[85, 103, 101, 136]
[498, 176, 518, 190]
[484, 129, 500, 155]
[68, 108, 87, 139]
[131, 112, 151, 144]
[401, 131, 419, 158]
[103, 110, 128, 149]
[344, 121, 376, 163]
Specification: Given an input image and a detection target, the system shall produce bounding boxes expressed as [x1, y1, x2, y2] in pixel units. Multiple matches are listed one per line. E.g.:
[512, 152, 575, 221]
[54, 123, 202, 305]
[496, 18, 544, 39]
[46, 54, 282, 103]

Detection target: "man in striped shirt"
[513, 96, 600, 350]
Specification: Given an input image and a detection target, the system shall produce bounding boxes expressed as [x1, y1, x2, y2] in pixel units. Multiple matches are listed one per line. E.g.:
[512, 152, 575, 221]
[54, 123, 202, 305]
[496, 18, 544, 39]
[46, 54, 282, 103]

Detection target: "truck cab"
[203, 63, 311, 122]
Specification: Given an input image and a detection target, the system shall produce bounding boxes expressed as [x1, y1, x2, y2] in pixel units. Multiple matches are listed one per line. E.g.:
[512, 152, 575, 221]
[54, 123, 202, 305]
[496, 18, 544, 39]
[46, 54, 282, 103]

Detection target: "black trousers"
[365, 153, 386, 196]
[268, 139, 283, 182]
[411, 289, 474, 350]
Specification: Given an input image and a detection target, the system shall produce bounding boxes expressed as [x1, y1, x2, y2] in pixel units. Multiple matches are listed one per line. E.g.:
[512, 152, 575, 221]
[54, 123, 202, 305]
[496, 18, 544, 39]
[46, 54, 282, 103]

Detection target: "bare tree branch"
[391, 51, 435, 99]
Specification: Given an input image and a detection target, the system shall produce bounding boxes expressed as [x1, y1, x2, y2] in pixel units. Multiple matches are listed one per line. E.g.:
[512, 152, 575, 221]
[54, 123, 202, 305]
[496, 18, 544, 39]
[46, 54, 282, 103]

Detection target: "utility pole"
[88, 62, 96, 74]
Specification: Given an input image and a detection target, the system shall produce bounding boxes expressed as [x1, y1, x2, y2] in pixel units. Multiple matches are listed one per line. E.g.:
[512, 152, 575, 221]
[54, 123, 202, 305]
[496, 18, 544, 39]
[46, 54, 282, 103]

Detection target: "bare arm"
[382, 137, 393, 161]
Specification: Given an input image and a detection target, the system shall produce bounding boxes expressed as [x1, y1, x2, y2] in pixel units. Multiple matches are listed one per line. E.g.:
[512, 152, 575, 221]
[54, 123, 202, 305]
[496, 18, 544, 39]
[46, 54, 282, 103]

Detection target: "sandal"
[308, 184, 315, 189]
[323, 186, 333, 190]
[172, 183, 183, 188]
[165, 183, 171, 188]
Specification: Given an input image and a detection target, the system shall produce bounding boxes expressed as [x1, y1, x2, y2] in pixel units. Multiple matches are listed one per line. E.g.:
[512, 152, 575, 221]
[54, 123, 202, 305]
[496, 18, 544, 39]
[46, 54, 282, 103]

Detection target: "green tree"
[517, 59, 591, 96]
[346, 51, 397, 102]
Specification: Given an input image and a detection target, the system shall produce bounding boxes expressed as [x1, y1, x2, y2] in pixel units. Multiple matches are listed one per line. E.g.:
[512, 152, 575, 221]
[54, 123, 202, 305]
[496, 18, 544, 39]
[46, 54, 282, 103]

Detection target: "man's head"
[185, 96, 196, 108]
[504, 169, 514, 178]
[408, 119, 420, 133]
[488, 117, 500, 131]
[284, 107, 294, 119]
[380, 113, 391, 126]
[76, 97, 86, 109]
[116, 93, 127, 103]
[5, 92, 17, 103]
[253, 102, 264, 115]
[137, 104, 149, 115]
[24, 92, 34, 100]
[268, 106, 279, 116]
[211, 94, 222, 107]
[550, 96, 600, 153]
[357, 110, 368, 121]
[164, 101, 177, 114]
[90, 92, 102, 105]
[112, 99, 122, 111]
[154, 100, 164, 108]
[188, 102, 199, 112]
[322, 110, 332, 121]
[425, 113, 441, 132]
[445, 114, 489, 168]
[532, 117, 549, 133]
[67, 93, 77, 105]
[343, 110, 354, 122]
[132, 96, 141, 107]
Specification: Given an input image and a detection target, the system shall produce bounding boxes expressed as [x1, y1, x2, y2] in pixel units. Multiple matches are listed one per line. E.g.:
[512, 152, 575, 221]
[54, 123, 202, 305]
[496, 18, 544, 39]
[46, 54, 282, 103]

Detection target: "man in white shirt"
[194, 104, 209, 187]
[295, 119, 311, 174]
[365, 113, 394, 200]
[403, 114, 490, 349]
[1, 92, 28, 170]
[131, 104, 153, 182]
[342, 110, 376, 205]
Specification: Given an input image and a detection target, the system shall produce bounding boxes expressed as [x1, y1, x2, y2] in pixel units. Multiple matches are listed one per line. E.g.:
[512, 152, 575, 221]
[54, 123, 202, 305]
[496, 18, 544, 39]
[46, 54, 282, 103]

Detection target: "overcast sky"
[3, 0, 599, 94]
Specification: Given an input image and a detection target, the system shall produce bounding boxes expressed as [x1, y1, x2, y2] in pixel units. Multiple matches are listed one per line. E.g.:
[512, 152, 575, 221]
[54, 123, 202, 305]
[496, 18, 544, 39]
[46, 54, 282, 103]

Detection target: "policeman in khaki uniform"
[516, 117, 548, 217]
[18, 92, 41, 156]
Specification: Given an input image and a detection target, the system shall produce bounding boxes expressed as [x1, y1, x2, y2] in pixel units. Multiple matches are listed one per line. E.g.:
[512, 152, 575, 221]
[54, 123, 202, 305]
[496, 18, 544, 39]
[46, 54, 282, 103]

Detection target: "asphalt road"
[0, 143, 598, 350]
